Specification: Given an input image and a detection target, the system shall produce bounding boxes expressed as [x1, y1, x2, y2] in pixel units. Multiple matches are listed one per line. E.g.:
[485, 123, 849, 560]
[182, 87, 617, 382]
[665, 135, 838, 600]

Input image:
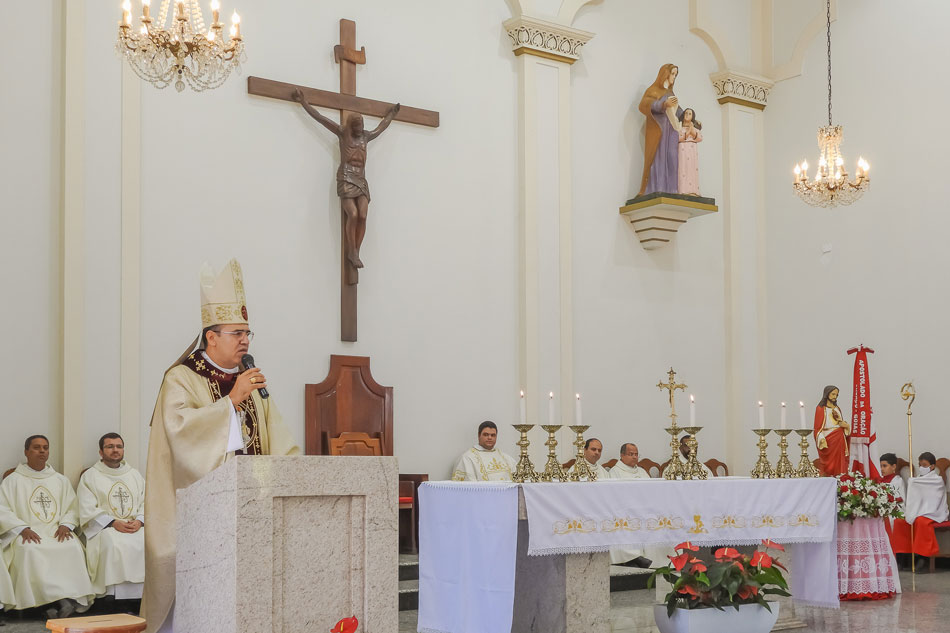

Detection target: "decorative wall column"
[712, 70, 774, 474]
[503, 14, 592, 439]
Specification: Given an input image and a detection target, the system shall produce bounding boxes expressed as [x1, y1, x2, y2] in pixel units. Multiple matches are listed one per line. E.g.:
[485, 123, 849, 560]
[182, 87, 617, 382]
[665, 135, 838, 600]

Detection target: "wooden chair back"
[936, 457, 950, 487]
[2, 468, 13, 480]
[562, 458, 576, 470]
[896, 457, 912, 484]
[305, 355, 393, 456]
[328, 432, 383, 456]
[705, 458, 729, 477]
[603, 458, 618, 470]
[639, 458, 662, 478]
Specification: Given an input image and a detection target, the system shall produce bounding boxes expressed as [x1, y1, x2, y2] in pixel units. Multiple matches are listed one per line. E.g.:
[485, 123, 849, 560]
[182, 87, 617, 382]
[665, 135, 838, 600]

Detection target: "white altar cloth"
[418, 478, 838, 633]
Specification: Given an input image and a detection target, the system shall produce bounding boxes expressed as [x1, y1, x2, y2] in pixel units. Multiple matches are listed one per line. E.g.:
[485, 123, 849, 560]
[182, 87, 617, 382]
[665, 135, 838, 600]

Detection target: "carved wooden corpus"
[305, 355, 393, 456]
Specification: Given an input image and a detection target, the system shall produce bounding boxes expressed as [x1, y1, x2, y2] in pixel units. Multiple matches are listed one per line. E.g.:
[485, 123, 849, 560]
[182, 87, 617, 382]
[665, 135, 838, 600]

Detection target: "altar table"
[418, 477, 838, 633]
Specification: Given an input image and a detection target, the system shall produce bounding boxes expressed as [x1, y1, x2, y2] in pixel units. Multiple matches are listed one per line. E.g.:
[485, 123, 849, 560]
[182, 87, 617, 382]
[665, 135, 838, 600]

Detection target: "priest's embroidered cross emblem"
[30, 487, 56, 523]
[109, 483, 134, 518]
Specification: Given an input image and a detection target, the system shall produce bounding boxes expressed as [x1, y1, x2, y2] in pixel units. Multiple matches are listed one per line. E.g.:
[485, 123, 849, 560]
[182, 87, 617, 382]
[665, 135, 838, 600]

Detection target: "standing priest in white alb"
[452, 421, 517, 481]
[608, 443, 653, 568]
[0, 435, 94, 618]
[142, 259, 300, 633]
[78, 432, 145, 599]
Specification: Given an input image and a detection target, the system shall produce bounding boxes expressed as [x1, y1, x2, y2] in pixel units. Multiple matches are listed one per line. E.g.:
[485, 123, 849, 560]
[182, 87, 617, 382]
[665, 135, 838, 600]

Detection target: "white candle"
[799, 401, 806, 429]
[780, 402, 787, 429]
[575, 394, 582, 426]
[689, 394, 696, 426]
[548, 392, 554, 426]
[757, 401, 765, 429]
[519, 390, 526, 425]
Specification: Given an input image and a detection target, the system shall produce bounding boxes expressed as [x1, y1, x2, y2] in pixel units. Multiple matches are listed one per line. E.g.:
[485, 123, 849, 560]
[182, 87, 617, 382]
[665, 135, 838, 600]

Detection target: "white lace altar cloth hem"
[837, 517, 901, 597]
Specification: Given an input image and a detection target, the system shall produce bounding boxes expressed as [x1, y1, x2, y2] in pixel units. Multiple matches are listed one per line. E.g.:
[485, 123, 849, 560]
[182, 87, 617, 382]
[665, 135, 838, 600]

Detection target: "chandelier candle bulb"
[781, 402, 787, 429]
[689, 395, 695, 426]
[799, 401, 806, 429]
[519, 390, 526, 425]
[211, 0, 219, 23]
[231, 11, 241, 39]
[548, 392, 554, 426]
[122, 0, 131, 25]
[142, 0, 150, 19]
[575, 394, 582, 427]
[758, 401, 765, 430]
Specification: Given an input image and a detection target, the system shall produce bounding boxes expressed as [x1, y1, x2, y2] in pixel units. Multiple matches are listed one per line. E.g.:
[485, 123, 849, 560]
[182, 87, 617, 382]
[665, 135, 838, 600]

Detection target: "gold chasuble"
[78, 461, 146, 597]
[142, 357, 299, 632]
[0, 464, 94, 610]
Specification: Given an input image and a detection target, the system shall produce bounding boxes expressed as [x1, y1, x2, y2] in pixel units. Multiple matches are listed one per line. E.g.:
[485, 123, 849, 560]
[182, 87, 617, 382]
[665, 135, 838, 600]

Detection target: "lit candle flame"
[231, 10, 240, 23]
[801, 160, 808, 171]
[211, 0, 220, 9]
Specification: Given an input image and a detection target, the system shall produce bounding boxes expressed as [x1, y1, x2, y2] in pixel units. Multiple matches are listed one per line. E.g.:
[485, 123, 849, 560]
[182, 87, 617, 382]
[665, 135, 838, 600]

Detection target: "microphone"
[241, 354, 269, 399]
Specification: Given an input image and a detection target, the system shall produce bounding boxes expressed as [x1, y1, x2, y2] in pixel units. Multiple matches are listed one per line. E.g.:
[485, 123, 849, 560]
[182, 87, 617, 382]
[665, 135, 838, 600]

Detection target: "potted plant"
[647, 540, 790, 633]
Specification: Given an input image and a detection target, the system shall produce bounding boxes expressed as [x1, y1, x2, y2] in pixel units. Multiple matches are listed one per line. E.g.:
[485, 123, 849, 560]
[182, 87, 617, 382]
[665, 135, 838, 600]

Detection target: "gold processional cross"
[657, 367, 687, 425]
[247, 19, 440, 342]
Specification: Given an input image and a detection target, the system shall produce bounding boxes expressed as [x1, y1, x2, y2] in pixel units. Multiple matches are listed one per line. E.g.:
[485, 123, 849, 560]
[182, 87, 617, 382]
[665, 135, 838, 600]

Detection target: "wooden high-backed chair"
[638, 458, 662, 478]
[705, 459, 729, 477]
[306, 355, 426, 554]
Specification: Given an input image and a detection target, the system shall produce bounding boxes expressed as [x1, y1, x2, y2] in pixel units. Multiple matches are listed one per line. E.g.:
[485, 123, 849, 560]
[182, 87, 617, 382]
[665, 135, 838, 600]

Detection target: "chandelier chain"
[826, 0, 832, 126]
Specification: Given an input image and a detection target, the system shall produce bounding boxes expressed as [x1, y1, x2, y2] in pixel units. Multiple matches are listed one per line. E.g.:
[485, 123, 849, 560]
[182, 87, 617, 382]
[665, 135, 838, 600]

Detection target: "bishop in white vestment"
[0, 436, 94, 614]
[78, 433, 146, 599]
[452, 421, 517, 481]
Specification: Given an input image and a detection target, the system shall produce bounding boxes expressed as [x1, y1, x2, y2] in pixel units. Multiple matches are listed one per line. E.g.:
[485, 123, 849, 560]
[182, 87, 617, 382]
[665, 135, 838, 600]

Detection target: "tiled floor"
[3, 570, 947, 632]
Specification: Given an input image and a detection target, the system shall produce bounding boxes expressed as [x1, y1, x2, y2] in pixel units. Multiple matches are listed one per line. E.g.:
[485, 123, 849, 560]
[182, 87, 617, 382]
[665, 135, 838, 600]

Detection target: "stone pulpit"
[175, 456, 398, 633]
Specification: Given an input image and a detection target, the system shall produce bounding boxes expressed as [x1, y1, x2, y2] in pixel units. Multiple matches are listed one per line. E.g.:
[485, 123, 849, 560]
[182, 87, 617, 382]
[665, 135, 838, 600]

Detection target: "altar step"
[396, 555, 652, 611]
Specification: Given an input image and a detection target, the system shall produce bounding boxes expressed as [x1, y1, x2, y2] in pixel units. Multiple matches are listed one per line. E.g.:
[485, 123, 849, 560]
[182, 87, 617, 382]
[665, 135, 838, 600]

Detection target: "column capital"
[503, 15, 594, 65]
[710, 70, 774, 110]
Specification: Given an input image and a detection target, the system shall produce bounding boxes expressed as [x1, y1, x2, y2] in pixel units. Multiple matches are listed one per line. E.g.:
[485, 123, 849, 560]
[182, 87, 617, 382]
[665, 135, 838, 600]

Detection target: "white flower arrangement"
[835, 471, 904, 522]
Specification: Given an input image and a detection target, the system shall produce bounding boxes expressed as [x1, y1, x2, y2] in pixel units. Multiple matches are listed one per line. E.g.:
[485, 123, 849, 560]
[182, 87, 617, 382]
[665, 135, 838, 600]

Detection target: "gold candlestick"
[751, 429, 774, 478]
[794, 429, 820, 477]
[511, 424, 539, 483]
[664, 426, 686, 480]
[682, 426, 707, 480]
[539, 425, 569, 482]
[567, 425, 597, 481]
[773, 429, 796, 478]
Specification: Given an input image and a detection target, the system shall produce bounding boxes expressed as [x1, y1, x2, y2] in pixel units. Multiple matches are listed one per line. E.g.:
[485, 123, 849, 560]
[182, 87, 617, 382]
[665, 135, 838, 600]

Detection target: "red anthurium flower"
[690, 561, 708, 573]
[714, 547, 741, 560]
[761, 539, 785, 551]
[733, 560, 745, 571]
[736, 585, 759, 600]
[669, 552, 691, 571]
[674, 541, 700, 551]
[678, 584, 699, 597]
[331, 617, 358, 633]
[750, 551, 773, 568]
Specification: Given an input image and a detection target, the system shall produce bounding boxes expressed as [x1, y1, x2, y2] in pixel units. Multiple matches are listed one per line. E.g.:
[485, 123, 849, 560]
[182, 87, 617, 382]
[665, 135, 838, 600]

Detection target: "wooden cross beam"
[247, 18, 439, 342]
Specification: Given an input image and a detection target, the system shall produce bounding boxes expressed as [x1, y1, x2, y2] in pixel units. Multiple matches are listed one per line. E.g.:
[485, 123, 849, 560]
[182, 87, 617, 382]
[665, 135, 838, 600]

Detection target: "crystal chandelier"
[117, 0, 245, 92]
[792, 0, 869, 208]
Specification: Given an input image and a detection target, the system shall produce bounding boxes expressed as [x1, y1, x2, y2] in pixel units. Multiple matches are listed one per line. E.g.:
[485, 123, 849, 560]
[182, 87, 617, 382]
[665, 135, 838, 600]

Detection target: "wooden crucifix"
[247, 18, 439, 342]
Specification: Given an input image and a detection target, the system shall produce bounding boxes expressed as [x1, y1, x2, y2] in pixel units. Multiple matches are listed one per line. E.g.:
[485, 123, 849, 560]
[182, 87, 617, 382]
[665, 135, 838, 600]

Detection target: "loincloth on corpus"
[337, 167, 370, 201]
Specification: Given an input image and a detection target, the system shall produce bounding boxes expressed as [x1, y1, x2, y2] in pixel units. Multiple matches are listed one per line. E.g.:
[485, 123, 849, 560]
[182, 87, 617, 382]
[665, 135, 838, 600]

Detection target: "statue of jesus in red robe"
[813, 385, 850, 476]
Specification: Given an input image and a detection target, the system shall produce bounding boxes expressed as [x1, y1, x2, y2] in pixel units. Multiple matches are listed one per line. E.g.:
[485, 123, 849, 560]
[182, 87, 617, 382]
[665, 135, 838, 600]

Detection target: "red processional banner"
[847, 345, 880, 480]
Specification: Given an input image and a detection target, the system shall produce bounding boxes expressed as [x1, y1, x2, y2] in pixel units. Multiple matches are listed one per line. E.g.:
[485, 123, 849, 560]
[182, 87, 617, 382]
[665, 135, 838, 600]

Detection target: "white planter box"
[653, 602, 780, 633]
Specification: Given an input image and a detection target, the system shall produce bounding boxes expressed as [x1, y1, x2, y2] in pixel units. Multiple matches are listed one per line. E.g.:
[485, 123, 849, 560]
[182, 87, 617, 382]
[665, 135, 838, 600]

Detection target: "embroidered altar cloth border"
[520, 477, 837, 554]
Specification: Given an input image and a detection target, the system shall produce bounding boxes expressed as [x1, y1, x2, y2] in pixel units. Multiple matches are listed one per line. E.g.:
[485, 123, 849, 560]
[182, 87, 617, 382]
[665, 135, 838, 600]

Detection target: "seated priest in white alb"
[0, 435, 94, 618]
[451, 421, 517, 481]
[78, 432, 145, 600]
[608, 443, 652, 568]
[584, 438, 609, 480]
[679, 435, 714, 477]
[609, 443, 649, 480]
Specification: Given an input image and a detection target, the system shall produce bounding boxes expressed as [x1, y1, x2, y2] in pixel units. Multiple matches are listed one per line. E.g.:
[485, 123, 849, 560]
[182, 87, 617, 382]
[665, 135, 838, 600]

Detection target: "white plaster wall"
[137, 0, 520, 478]
[0, 1, 64, 471]
[764, 0, 949, 462]
[571, 2, 727, 467]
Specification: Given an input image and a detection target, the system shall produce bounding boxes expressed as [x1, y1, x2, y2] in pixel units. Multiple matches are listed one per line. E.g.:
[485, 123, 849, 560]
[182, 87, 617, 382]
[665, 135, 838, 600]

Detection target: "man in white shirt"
[583, 438, 609, 480]
[451, 422, 517, 481]
[608, 443, 652, 567]
[78, 433, 146, 600]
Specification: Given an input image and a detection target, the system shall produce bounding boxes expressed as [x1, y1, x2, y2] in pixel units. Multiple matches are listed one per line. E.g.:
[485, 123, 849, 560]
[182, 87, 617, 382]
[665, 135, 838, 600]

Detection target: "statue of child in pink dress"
[677, 108, 702, 196]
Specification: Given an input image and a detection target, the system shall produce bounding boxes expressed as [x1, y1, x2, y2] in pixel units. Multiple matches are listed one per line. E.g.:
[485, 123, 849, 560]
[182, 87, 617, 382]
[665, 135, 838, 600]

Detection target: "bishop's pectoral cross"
[112, 487, 132, 517]
[657, 367, 687, 424]
[247, 19, 440, 342]
[33, 491, 53, 521]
